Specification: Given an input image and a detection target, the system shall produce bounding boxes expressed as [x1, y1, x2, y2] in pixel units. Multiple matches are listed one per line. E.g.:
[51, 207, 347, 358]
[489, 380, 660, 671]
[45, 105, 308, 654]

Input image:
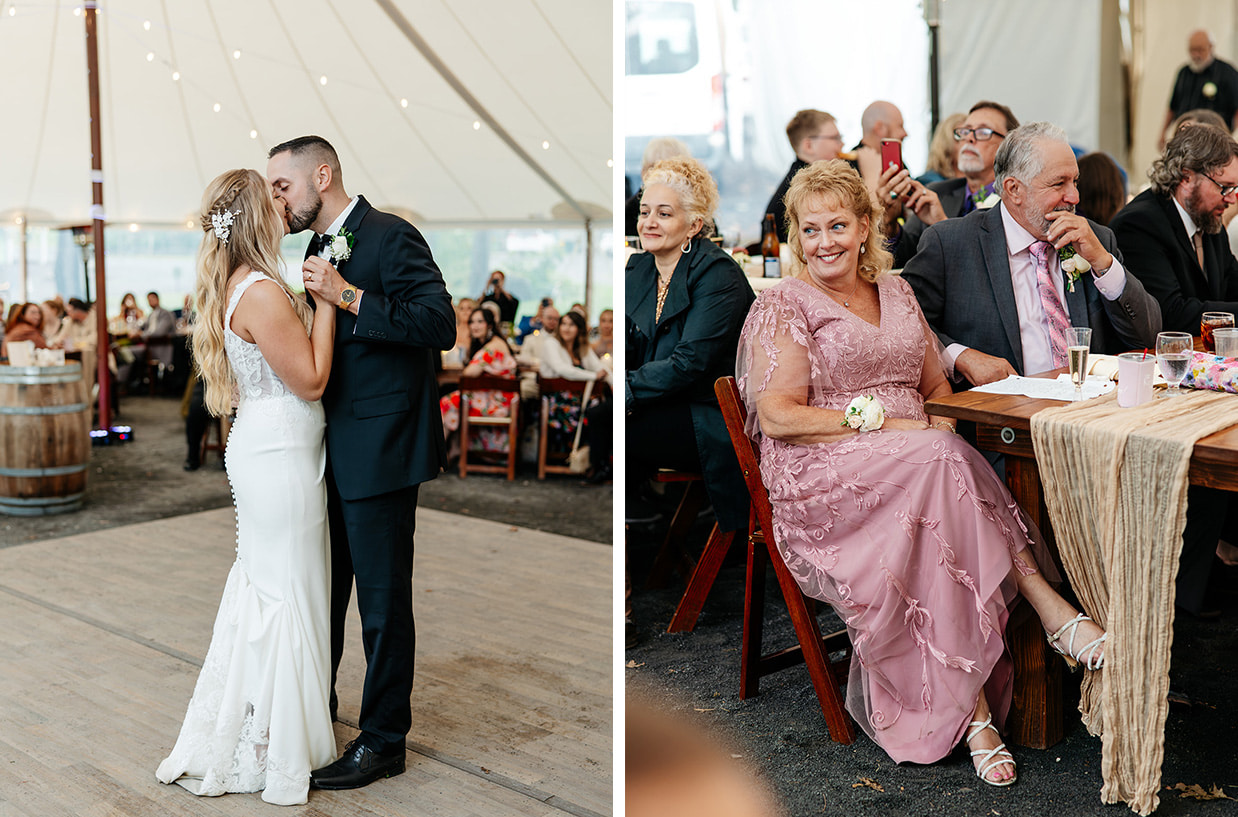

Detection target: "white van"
[624, 0, 741, 186]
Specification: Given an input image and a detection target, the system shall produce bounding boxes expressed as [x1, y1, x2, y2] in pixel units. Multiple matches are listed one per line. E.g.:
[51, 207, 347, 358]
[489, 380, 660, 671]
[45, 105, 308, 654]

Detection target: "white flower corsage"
[1057, 245, 1091, 292]
[328, 226, 355, 264]
[841, 395, 885, 432]
[974, 192, 1001, 210]
[1204, 81, 1218, 99]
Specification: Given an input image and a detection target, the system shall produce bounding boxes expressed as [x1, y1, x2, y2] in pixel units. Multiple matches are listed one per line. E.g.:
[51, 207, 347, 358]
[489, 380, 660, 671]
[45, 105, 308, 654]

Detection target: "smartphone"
[881, 139, 904, 175]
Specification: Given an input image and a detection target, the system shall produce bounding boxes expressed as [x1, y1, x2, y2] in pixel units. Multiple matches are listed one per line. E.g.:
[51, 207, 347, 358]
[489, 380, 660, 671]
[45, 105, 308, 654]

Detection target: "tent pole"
[85, 0, 110, 432]
[585, 218, 593, 320]
[20, 218, 27, 303]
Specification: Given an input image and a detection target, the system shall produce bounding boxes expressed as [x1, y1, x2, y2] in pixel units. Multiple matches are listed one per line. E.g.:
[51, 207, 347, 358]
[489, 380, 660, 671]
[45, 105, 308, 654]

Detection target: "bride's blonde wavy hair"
[192, 168, 311, 416]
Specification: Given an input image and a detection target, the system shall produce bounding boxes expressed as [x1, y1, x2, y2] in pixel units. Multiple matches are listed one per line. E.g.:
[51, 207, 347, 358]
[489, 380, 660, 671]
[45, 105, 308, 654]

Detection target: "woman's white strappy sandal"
[1046, 612, 1106, 671]
[966, 715, 1017, 787]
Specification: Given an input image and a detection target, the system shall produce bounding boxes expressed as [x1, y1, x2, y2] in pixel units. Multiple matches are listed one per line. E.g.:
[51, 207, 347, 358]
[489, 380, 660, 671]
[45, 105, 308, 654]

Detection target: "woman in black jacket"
[626, 156, 754, 534]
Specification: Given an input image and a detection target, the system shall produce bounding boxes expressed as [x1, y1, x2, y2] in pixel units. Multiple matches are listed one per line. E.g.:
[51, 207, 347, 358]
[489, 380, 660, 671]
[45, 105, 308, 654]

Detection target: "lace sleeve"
[736, 285, 836, 440]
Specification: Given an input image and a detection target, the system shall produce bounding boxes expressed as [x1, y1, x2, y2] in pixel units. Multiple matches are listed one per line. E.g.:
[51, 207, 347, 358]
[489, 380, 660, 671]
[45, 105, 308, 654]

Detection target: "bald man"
[1160, 29, 1238, 150]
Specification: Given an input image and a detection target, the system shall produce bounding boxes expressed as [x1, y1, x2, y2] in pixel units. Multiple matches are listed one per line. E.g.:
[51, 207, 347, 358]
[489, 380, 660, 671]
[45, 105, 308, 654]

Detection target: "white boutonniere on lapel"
[974, 192, 1001, 210]
[1057, 245, 1091, 293]
[1204, 81, 1218, 99]
[328, 226, 355, 265]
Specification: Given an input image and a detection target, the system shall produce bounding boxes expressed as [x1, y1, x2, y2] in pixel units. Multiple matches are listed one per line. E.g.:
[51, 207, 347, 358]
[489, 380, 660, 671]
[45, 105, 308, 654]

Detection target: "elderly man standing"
[1160, 30, 1238, 150]
[903, 121, 1161, 387]
[1111, 123, 1238, 333]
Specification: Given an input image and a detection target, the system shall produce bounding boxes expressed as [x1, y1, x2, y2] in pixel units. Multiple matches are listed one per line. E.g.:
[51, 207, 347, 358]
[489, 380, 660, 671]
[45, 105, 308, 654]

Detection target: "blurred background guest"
[626, 155, 753, 532]
[540, 311, 610, 480]
[1076, 151, 1128, 225]
[1160, 29, 1238, 150]
[478, 269, 519, 326]
[114, 291, 144, 329]
[40, 299, 67, 341]
[916, 111, 966, 185]
[439, 307, 518, 458]
[762, 109, 843, 242]
[626, 136, 692, 237]
[2, 302, 49, 359]
[592, 308, 614, 357]
[449, 297, 477, 366]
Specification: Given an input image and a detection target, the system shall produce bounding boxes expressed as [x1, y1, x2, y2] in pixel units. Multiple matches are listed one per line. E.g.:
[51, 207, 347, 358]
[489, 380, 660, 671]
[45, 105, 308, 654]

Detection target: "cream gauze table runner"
[1030, 389, 1238, 816]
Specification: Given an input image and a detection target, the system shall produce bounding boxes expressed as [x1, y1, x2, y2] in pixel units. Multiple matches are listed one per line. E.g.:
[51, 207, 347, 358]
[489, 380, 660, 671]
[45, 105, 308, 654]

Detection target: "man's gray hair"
[994, 122, 1072, 188]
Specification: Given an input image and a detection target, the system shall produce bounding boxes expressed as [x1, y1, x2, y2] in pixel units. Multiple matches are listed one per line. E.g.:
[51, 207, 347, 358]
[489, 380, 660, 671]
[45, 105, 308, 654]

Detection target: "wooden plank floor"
[0, 507, 612, 816]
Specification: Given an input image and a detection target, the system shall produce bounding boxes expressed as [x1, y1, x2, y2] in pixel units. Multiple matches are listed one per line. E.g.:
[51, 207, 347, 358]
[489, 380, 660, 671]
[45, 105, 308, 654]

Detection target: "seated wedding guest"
[50, 298, 96, 350]
[540, 311, 610, 476]
[1111, 122, 1238, 334]
[518, 304, 560, 365]
[626, 136, 692, 237]
[517, 297, 556, 342]
[478, 269, 520, 325]
[627, 155, 753, 532]
[40, 300, 66, 341]
[915, 111, 965, 186]
[448, 296, 477, 365]
[0, 297, 5, 345]
[592, 308, 614, 357]
[903, 122, 1160, 387]
[439, 306, 518, 457]
[1168, 107, 1228, 140]
[114, 291, 144, 327]
[1076, 152, 1127, 226]
[739, 158, 1106, 784]
[2, 302, 49, 358]
[763, 109, 844, 242]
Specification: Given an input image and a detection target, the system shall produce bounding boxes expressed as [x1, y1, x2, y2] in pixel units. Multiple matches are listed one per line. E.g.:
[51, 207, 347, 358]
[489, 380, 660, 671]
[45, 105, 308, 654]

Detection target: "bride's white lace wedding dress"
[156, 270, 335, 806]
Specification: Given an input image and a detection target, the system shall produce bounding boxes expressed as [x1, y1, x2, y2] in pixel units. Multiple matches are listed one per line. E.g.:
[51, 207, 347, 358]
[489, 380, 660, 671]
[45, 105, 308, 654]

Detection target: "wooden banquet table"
[924, 381, 1238, 752]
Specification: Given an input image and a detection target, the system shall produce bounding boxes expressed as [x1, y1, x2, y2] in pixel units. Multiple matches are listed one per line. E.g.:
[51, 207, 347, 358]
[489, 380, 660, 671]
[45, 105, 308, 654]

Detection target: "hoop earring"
[681, 237, 692, 253]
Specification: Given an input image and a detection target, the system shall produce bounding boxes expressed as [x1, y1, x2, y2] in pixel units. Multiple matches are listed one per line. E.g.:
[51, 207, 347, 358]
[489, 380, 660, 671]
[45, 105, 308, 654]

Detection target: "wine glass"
[1156, 331, 1193, 396]
[1066, 327, 1092, 402]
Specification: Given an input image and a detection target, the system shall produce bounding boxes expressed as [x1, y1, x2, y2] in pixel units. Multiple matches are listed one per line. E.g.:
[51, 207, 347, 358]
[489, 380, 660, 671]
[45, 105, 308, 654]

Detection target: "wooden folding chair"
[713, 375, 855, 744]
[200, 415, 231, 467]
[653, 468, 737, 632]
[458, 375, 522, 480]
[537, 377, 598, 479]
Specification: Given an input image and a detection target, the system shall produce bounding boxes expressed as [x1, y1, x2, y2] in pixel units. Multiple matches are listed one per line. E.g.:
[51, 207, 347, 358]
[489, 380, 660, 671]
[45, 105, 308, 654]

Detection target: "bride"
[156, 169, 337, 805]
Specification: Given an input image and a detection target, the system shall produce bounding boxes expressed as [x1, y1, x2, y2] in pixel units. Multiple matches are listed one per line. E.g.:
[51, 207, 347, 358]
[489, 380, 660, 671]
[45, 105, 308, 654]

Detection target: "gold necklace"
[655, 272, 673, 321]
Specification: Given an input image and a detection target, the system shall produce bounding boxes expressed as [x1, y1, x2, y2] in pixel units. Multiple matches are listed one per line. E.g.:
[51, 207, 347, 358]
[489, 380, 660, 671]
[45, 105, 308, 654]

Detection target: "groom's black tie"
[308, 233, 330, 257]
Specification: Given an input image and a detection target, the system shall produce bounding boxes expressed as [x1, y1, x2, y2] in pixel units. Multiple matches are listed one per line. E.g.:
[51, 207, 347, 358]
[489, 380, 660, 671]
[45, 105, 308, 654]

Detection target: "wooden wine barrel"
[0, 364, 90, 515]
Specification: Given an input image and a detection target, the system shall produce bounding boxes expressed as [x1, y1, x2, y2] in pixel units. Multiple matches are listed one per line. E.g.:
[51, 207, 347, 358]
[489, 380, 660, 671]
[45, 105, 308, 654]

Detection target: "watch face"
[341, 288, 357, 304]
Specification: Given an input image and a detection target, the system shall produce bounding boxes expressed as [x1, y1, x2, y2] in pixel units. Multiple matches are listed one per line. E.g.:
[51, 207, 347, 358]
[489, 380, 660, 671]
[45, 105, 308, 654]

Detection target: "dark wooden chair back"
[458, 374, 522, 481]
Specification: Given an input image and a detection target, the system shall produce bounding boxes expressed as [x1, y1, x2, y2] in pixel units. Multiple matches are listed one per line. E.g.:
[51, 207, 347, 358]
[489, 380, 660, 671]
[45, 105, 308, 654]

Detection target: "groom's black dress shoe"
[310, 739, 405, 790]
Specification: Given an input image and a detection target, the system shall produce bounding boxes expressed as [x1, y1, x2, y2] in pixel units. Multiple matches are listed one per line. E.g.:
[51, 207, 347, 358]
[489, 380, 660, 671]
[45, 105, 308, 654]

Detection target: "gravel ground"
[0, 394, 612, 548]
[626, 508, 1238, 817]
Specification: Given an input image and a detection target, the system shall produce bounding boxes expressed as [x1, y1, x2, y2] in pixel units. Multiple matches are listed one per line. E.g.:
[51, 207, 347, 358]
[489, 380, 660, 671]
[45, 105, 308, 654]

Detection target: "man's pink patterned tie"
[1029, 241, 1070, 369]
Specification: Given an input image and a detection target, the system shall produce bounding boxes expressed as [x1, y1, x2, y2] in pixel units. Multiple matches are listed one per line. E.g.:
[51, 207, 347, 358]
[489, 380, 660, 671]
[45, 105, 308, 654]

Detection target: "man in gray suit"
[903, 122, 1161, 387]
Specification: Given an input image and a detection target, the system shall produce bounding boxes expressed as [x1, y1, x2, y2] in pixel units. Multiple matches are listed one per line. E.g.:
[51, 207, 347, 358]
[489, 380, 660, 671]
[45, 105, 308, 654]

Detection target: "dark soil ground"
[626, 501, 1238, 817]
[0, 394, 613, 549]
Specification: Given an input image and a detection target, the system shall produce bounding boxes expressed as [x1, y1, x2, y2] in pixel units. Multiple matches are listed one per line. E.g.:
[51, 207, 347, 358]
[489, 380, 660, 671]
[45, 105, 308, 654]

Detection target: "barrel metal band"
[0, 365, 83, 385]
[0, 463, 87, 477]
[0, 403, 88, 415]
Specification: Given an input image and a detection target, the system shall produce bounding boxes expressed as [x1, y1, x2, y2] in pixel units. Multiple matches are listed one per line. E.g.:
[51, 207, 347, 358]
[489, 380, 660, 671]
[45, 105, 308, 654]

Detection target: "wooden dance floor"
[0, 508, 612, 816]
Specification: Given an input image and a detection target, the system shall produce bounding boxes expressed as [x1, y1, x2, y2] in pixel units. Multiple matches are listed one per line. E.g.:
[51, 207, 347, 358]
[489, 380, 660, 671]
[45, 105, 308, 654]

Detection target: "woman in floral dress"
[440, 306, 517, 454]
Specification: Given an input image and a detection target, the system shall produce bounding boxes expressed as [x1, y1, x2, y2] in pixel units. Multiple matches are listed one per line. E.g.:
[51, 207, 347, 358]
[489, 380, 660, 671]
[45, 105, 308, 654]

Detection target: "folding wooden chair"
[458, 375, 522, 480]
[200, 415, 231, 467]
[656, 469, 737, 632]
[537, 377, 601, 479]
[713, 375, 855, 744]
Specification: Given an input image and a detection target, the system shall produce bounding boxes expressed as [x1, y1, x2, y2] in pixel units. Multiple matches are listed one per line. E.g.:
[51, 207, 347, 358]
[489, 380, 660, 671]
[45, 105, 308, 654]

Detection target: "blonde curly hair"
[640, 156, 718, 239]
[783, 160, 892, 282]
[192, 169, 311, 416]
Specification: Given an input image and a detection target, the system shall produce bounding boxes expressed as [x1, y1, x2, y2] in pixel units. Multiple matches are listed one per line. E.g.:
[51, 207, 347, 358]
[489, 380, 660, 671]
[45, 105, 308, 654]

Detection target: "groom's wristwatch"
[338, 286, 358, 310]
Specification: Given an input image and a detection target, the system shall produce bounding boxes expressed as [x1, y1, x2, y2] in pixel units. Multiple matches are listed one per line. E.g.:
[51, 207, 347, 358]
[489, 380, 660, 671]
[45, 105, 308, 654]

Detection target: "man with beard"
[266, 135, 455, 789]
[1160, 30, 1238, 151]
[1111, 122, 1238, 334]
[903, 121, 1160, 387]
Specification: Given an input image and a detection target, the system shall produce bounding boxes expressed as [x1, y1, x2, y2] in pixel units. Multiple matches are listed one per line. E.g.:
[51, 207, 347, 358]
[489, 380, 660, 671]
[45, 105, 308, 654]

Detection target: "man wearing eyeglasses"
[761, 109, 844, 242]
[1111, 122, 1238, 335]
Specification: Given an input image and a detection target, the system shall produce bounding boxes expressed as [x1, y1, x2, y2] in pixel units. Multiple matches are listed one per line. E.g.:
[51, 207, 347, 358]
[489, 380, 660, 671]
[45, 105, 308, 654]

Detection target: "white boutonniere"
[1058, 245, 1091, 293]
[329, 226, 355, 264]
[1204, 81, 1218, 99]
[841, 395, 885, 432]
[974, 192, 1001, 210]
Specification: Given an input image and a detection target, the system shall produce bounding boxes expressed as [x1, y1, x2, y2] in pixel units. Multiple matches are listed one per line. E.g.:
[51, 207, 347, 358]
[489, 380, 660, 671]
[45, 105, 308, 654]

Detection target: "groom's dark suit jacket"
[1109, 188, 1238, 334]
[902, 204, 1162, 374]
[315, 196, 455, 500]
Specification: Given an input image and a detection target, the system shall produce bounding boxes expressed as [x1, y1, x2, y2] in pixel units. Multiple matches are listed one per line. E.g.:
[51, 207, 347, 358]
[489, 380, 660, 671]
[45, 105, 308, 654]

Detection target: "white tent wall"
[1129, 0, 1238, 192]
[938, 0, 1121, 161]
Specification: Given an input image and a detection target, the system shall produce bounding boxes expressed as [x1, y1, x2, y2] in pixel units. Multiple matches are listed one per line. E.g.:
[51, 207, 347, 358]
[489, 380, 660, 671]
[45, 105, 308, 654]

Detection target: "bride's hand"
[303, 256, 343, 306]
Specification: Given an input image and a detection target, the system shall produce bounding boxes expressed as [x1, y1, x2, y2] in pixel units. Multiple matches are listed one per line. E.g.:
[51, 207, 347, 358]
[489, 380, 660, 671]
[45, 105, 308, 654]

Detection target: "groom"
[267, 136, 455, 789]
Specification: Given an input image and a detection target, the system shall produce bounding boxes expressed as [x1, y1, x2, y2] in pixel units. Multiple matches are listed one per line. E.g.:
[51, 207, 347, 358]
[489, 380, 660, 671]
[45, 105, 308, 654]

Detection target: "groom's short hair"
[268, 135, 341, 177]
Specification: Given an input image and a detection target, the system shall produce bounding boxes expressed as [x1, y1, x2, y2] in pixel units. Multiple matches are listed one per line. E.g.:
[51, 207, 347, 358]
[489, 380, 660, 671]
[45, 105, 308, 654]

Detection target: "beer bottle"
[762, 214, 781, 279]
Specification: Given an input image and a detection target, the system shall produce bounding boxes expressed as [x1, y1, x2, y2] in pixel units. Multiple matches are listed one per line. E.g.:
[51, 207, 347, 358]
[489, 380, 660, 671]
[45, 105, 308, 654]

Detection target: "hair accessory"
[211, 208, 241, 244]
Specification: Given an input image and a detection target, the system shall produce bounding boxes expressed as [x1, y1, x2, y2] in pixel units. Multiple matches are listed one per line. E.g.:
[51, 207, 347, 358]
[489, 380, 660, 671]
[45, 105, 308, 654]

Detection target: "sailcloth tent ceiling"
[0, 0, 612, 229]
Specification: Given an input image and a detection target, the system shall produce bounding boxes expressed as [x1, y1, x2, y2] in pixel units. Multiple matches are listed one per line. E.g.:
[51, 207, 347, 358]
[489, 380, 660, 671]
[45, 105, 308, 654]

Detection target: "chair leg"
[767, 539, 855, 744]
[740, 531, 768, 700]
[646, 480, 706, 589]
[666, 526, 736, 633]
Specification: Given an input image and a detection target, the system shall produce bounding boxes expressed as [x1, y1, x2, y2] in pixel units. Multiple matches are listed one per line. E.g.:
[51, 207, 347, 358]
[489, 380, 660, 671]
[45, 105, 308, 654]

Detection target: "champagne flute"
[1067, 326, 1092, 402]
[1156, 331, 1193, 396]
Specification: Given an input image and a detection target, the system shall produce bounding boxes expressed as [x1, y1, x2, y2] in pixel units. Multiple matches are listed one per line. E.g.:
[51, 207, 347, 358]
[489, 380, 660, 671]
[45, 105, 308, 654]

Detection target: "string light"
[319, 75, 328, 85]
[400, 98, 408, 108]
[213, 102, 221, 113]
[146, 52, 155, 62]
[143, 20, 150, 30]
[128, 224, 139, 232]
[249, 130, 258, 139]
[232, 50, 241, 60]
[73, 8, 81, 17]
[172, 71, 180, 81]
[542, 140, 550, 150]
[606, 159, 614, 168]
[473, 121, 481, 130]
[8, 7, 16, 16]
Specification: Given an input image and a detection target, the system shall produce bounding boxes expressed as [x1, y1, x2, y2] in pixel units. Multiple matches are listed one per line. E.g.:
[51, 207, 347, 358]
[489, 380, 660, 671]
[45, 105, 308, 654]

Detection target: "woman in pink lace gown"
[737, 160, 1106, 786]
